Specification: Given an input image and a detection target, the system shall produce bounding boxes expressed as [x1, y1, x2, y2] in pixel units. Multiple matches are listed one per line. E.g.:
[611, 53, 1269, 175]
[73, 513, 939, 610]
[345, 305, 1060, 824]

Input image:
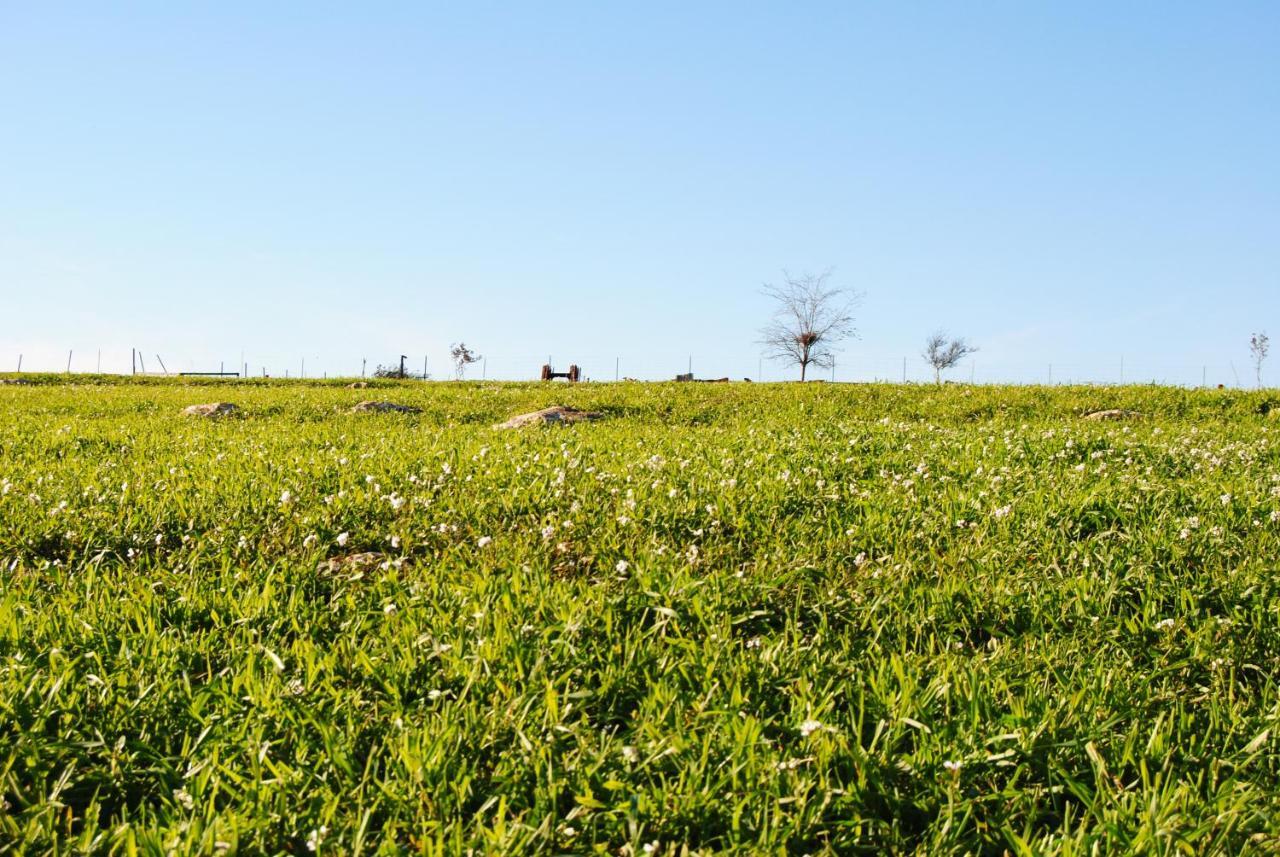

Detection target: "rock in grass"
[351, 400, 421, 414]
[316, 552, 386, 576]
[1083, 409, 1143, 421]
[182, 402, 238, 418]
[494, 405, 603, 429]
[347, 381, 369, 389]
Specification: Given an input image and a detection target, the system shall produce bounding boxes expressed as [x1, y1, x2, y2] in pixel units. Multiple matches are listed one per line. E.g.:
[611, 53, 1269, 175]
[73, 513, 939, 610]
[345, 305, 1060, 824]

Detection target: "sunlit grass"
[0, 378, 1277, 854]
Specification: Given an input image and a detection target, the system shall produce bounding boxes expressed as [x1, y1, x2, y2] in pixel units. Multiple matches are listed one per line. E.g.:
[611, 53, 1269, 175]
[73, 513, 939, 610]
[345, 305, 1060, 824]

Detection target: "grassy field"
[1, 378, 1278, 854]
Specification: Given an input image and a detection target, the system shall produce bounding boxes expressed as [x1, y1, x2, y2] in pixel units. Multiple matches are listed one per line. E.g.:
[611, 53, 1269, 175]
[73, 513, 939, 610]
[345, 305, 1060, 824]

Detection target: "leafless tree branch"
[758, 269, 860, 381]
[450, 342, 481, 380]
[1251, 331, 1270, 388]
[923, 331, 977, 384]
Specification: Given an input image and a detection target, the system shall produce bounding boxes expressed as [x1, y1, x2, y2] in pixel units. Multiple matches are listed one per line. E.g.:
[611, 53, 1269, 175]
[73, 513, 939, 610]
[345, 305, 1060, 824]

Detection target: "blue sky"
[2, 2, 1276, 383]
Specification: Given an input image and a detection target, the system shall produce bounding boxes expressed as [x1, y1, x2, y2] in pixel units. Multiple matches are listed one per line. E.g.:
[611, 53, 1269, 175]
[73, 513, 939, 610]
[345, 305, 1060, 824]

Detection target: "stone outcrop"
[494, 405, 603, 429]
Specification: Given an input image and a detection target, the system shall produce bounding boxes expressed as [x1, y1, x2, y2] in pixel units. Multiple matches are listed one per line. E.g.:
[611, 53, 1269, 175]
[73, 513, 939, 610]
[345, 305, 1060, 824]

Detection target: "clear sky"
[2, 2, 1277, 384]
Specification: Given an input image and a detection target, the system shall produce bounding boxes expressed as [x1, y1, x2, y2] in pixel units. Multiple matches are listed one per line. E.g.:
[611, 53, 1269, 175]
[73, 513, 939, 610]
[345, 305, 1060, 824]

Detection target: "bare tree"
[923, 331, 977, 384]
[450, 342, 481, 380]
[1251, 331, 1270, 388]
[759, 270, 859, 381]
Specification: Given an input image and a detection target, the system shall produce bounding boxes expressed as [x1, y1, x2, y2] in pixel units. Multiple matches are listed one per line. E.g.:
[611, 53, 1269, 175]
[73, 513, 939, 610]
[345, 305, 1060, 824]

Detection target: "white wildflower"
[799, 719, 824, 738]
[305, 825, 327, 852]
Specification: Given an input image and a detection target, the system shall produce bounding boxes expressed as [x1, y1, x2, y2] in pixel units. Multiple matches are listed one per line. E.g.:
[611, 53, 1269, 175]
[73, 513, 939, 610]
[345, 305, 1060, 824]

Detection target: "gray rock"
[316, 552, 386, 576]
[494, 405, 603, 429]
[1083, 409, 1143, 421]
[351, 400, 421, 414]
[182, 402, 238, 418]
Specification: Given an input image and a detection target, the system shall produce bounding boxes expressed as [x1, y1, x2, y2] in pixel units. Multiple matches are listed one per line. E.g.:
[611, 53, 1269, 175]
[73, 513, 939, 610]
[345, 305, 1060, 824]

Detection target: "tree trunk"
[800, 361, 807, 382]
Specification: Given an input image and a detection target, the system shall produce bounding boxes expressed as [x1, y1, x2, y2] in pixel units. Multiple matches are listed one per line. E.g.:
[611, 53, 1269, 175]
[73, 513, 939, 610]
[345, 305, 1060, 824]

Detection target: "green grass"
[1, 378, 1278, 854]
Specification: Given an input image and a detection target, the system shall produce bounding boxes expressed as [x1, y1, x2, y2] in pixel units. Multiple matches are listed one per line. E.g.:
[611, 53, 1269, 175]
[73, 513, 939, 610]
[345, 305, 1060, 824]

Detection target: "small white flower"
[1220, 493, 1232, 506]
[336, 532, 350, 547]
[622, 745, 638, 763]
[799, 719, 824, 738]
[280, 490, 292, 504]
[383, 602, 398, 615]
[477, 536, 493, 548]
[390, 535, 401, 549]
[992, 505, 1012, 519]
[943, 759, 962, 774]
[1270, 510, 1280, 523]
[1154, 618, 1176, 631]
[615, 560, 630, 574]
[172, 788, 195, 810]
[427, 689, 444, 700]
[642, 842, 660, 856]
[303, 533, 317, 548]
[541, 525, 556, 540]
[305, 825, 328, 852]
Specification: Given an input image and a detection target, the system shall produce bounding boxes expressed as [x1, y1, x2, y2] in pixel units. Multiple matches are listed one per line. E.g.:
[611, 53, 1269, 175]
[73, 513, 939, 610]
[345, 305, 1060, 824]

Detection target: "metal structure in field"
[541, 363, 582, 382]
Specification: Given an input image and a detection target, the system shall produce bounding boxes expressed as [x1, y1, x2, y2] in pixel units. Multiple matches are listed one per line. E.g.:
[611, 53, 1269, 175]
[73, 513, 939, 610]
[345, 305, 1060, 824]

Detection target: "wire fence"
[2, 348, 1270, 389]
